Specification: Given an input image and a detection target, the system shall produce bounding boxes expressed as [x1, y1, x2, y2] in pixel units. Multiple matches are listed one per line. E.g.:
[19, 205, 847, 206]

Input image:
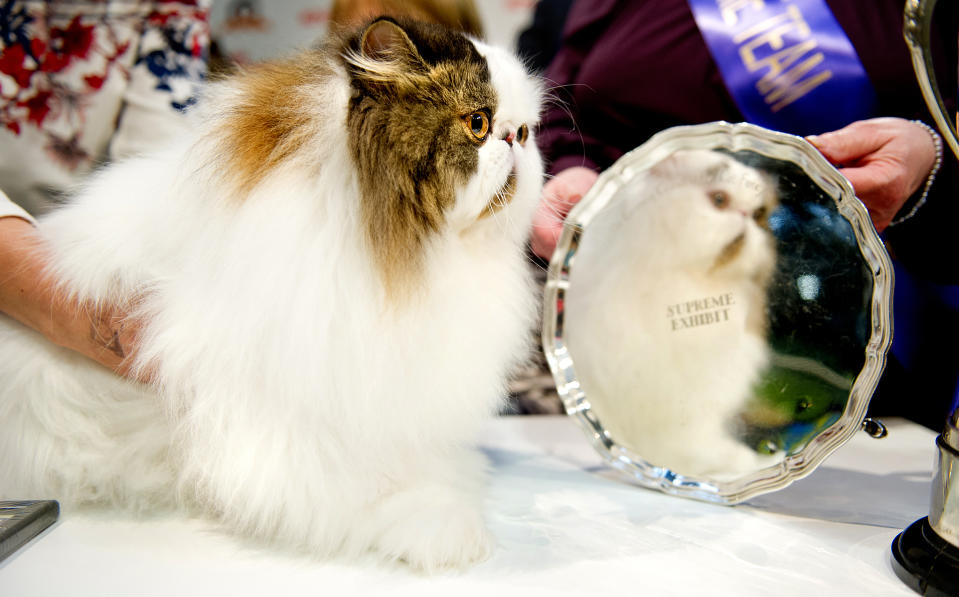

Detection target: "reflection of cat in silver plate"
[565, 149, 782, 478]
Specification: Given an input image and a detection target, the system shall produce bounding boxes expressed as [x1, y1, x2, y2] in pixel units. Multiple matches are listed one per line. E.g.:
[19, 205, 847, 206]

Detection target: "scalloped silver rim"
[541, 121, 894, 504]
[904, 0, 959, 161]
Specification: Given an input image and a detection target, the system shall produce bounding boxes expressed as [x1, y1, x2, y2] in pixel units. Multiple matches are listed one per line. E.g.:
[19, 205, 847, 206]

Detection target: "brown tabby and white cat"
[565, 150, 781, 478]
[0, 18, 543, 570]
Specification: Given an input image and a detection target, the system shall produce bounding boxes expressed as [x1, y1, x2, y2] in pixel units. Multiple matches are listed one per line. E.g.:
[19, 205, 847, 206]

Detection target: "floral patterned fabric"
[0, 0, 209, 215]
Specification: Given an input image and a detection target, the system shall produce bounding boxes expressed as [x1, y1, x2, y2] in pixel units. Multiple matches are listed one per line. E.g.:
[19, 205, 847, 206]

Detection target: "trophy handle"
[905, 0, 959, 160]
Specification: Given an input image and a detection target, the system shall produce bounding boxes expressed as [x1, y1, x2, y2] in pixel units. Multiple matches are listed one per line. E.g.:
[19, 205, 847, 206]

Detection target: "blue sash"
[687, 0, 877, 136]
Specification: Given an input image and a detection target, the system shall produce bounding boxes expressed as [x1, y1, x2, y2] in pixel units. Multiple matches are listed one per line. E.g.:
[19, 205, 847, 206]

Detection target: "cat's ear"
[346, 18, 428, 85]
[361, 18, 418, 62]
[649, 151, 689, 179]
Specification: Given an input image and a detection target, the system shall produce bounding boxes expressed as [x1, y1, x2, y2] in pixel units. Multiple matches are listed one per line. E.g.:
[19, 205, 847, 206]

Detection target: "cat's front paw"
[363, 485, 493, 572]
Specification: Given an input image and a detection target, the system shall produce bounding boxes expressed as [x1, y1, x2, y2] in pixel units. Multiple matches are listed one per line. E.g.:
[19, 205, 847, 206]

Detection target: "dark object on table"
[0, 500, 60, 563]
[891, 410, 959, 595]
[892, 517, 959, 596]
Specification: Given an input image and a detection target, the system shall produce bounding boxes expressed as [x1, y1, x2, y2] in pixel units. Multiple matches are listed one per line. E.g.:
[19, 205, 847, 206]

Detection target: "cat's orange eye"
[464, 111, 490, 140]
[517, 124, 529, 145]
[711, 191, 730, 208]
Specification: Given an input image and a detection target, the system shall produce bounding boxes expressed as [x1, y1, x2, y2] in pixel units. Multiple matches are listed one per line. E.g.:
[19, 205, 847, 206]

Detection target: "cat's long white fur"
[0, 40, 543, 570]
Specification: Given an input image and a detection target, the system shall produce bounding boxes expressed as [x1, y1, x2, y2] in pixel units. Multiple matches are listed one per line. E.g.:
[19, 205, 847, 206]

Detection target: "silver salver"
[542, 121, 893, 504]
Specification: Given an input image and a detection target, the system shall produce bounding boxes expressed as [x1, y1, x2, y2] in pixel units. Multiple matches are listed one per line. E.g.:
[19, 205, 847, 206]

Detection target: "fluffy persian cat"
[0, 18, 543, 570]
[565, 150, 780, 478]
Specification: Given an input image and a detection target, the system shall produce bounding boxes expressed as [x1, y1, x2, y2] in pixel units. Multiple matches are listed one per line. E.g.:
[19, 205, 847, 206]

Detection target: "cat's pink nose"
[503, 124, 529, 147]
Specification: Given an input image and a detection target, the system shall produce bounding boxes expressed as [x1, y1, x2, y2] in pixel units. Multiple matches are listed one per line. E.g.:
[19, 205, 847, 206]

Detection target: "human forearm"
[0, 216, 144, 380]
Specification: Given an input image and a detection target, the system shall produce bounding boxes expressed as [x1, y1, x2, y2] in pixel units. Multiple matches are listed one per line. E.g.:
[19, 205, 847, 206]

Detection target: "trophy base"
[891, 516, 959, 596]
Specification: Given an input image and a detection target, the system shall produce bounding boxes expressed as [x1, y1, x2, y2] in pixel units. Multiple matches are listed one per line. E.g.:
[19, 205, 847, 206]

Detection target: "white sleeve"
[0, 190, 37, 225]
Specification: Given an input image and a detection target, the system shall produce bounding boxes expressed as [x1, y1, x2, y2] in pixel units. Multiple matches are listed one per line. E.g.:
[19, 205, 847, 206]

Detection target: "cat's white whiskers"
[524, 252, 550, 274]
[538, 80, 589, 140]
[486, 186, 516, 233]
[535, 199, 572, 224]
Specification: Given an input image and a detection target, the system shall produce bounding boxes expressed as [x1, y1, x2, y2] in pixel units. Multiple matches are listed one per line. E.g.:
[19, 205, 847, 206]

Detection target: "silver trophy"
[891, 2, 959, 594]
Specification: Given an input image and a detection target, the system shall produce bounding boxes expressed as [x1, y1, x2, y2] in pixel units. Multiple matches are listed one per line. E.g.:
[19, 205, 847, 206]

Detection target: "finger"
[835, 166, 884, 196]
[531, 202, 564, 255]
[839, 163, 911, 208]
[530, 226, 560, 259]
[807, 124, 888, 165]
[542, 185, 580, 214]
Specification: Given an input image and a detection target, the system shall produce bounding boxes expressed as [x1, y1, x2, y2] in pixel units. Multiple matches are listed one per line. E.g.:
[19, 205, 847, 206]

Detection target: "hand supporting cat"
[0, 217, 147, 381]
[0, 18, 544, 571]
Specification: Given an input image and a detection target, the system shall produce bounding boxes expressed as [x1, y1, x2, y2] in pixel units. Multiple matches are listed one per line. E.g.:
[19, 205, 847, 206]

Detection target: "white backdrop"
[209, 0, 538, 64]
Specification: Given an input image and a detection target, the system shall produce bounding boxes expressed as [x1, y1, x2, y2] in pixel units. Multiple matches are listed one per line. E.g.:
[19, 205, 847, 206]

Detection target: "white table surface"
[0, 415, 937, 596]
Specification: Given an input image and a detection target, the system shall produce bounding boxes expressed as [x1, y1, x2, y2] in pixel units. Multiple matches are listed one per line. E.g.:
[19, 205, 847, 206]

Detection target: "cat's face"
[342, 18, 542, 289]
[645, 150, 777, 278]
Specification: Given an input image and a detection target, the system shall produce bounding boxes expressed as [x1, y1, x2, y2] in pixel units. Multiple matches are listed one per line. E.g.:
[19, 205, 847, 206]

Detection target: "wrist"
[0, 218, 138, 378]
[0, 219, 82, 351]
[890, 120, 942, 226]
[0, 218, 50, 331]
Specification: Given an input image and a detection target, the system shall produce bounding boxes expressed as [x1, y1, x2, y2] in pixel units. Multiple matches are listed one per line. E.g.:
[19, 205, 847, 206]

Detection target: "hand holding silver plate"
[543, 121, 893, 504]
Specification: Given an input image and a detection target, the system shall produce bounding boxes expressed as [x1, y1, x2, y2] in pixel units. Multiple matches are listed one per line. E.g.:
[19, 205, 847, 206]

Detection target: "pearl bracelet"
[890, 119, 943, 226]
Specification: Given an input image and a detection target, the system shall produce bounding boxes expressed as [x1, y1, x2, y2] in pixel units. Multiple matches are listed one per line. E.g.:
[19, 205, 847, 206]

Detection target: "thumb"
[807, 124, 885, 165]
